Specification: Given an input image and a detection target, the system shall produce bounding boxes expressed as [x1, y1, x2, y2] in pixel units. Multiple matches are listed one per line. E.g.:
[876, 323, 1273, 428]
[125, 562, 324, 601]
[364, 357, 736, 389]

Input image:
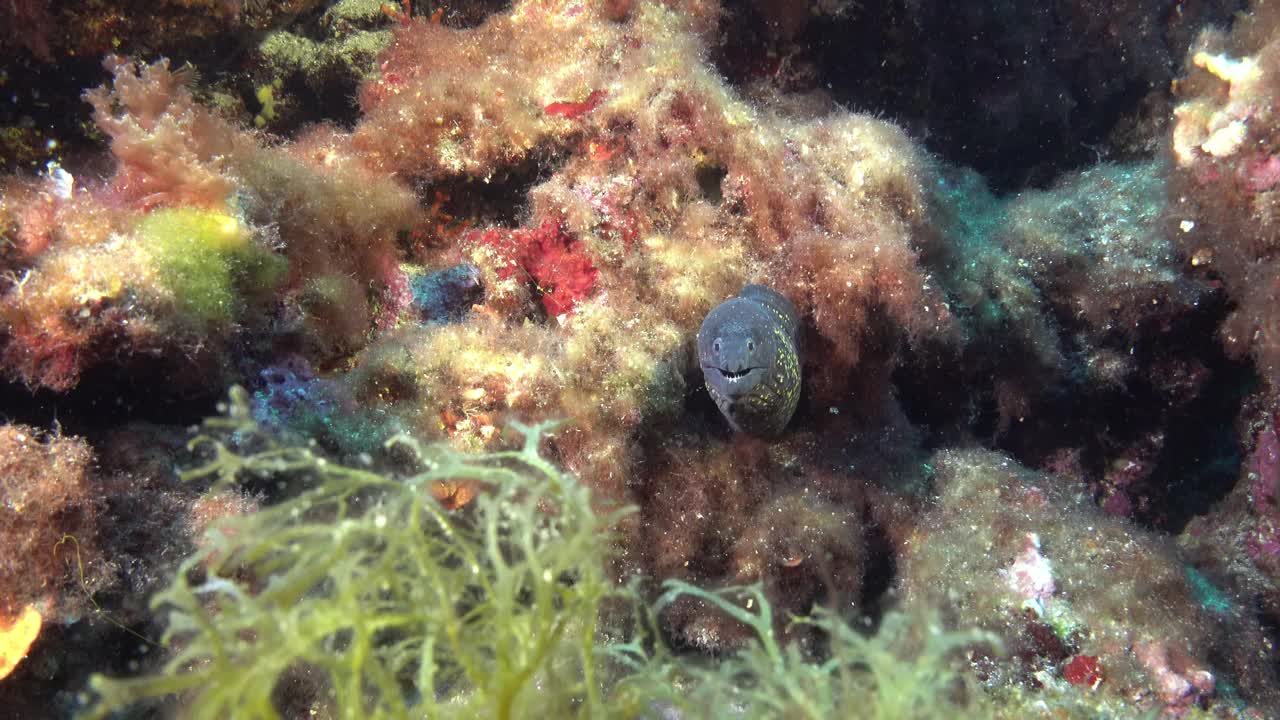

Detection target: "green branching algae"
[611, 581, 1003, 719]
[85, 389, 629, 719]
[84, 389, 1004, 719]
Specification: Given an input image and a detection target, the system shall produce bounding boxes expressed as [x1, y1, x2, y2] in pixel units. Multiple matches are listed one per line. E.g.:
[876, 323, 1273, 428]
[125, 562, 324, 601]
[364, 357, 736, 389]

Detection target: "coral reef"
[1160, 2, 1280, 666]
[3, 0, 1280, 717]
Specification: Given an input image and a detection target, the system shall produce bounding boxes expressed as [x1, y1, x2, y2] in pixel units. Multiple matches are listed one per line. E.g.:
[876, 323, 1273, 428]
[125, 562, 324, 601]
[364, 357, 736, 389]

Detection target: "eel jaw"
[703, 365, 765, 397]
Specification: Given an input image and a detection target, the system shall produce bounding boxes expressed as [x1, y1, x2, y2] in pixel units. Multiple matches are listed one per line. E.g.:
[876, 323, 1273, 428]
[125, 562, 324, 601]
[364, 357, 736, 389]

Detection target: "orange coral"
[0, 605, 42, 682]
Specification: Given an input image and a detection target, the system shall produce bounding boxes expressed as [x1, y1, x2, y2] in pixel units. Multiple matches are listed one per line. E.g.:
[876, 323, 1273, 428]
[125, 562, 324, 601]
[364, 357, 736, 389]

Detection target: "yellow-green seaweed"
[138, 208, 287, 328]
[85, 391, 628, 719]
[84, 391, 1009, 720]
[608, 580, 1004, 720]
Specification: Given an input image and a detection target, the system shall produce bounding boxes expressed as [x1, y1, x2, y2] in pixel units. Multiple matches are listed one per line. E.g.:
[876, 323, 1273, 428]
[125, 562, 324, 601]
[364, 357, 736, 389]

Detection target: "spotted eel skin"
[696, 284, 802, 437]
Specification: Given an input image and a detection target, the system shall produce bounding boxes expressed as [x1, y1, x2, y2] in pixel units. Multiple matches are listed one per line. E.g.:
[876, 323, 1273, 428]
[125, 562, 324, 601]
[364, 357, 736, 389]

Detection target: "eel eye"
[747, 339, 755, 352]
[713, 338, 721, 354]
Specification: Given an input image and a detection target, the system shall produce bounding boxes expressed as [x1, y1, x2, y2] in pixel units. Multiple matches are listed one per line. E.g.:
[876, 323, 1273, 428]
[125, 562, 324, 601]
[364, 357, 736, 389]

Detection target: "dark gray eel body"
[696, 284, 802, 437]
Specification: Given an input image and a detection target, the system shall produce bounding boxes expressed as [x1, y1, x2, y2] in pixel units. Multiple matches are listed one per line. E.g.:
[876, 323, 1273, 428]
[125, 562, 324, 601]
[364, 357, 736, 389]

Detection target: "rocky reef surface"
[1, 0, 1280, 717]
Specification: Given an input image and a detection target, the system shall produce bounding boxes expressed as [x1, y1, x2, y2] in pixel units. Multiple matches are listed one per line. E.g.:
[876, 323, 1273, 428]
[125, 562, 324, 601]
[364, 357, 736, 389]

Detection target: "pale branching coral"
[85, 57, 241, 211]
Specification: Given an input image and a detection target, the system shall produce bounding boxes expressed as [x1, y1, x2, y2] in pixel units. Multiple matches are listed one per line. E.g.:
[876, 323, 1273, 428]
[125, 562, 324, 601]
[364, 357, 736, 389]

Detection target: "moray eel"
[697, 284, 802, 437]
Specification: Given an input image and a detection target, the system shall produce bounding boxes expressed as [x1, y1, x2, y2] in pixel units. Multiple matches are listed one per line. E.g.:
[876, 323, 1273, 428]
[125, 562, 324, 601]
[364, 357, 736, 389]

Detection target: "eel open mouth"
[706, 366, 763, 384]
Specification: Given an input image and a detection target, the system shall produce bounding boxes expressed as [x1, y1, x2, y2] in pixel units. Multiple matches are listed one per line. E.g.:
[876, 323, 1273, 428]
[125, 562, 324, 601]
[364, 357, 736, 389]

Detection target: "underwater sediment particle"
[697, 284, 801, 437]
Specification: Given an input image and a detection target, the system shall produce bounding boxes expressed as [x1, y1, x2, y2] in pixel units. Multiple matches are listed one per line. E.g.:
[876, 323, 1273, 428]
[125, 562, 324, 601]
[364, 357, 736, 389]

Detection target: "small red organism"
[544, 90, 607, 120]
[1063, 654, 1103, 689]
[474, 220, 599, 318]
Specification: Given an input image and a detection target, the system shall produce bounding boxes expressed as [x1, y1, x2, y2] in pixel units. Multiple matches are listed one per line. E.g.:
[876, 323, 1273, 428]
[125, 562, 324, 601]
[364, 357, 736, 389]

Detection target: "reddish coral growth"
[472, 220, 599, 318]
[544, 89, 607, 120]
[1242, 153, 1280, 193]
[2, 319, 90, 392]
[372, 261, 414, 332]
[1251, 421, 1279, 514]
[16, 190, 56, 257]
[1063, 655, 1103, 689]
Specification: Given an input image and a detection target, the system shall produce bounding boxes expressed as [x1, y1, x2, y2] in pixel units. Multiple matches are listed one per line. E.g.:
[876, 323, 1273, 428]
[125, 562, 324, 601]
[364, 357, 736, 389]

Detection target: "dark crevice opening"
[712, 0, 1244, 192]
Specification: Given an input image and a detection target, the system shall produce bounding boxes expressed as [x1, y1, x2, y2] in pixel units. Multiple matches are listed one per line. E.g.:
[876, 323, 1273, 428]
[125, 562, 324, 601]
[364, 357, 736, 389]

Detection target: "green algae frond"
[138, 208, 287, 327]
[84, 391, 1007, 719]
[85, 390, 629, 719]
[611, 580, 1003, 720]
